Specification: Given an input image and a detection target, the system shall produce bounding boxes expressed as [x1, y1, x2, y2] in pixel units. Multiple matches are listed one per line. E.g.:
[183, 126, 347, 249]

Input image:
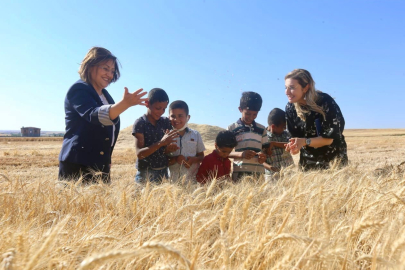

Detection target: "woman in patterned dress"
[284, 69, 348, 170]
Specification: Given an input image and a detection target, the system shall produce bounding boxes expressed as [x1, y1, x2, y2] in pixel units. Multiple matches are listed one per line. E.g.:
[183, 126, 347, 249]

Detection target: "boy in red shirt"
[196, 130, 237, 184]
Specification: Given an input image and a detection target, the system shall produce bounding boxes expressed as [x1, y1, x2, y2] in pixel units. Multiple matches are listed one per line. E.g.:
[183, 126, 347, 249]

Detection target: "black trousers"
[58, 161, 111, 184]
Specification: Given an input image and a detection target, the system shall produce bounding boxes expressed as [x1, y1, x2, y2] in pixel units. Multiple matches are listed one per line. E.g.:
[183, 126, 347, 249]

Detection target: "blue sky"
[1, 0, 404, 131]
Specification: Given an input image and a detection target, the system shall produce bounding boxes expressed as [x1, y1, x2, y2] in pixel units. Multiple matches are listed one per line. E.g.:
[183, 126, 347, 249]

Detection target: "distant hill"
[115, 123, 225, 148]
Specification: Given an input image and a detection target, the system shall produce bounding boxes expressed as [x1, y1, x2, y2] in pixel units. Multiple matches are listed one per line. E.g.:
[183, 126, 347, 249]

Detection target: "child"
[196, 130, 237, 184]
[263, 108, 294, 181]
[168, 100, 206, 182]
[228, 91, 268, 181]
[132, 88, 178, 183]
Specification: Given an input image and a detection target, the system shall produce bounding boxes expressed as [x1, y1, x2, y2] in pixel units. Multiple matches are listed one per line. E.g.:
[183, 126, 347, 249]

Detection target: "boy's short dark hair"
[240, 91, 262, 111]
[169, 100, 189, 115]
[215, 131, 237, 148]
[148, 88, 169, 105]
[268, 108, 286, 126]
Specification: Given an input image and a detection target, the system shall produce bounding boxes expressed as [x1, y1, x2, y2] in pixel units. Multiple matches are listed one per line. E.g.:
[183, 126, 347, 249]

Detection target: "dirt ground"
[1, 129, 404, 180]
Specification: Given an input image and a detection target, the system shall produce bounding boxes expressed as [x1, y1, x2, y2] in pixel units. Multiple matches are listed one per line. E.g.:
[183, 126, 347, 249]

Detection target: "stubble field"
[1, 127, 405, 269]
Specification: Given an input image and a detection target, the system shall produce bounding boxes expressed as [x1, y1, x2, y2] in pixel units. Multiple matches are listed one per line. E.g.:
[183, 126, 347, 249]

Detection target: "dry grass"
[1, 128, 405, 269]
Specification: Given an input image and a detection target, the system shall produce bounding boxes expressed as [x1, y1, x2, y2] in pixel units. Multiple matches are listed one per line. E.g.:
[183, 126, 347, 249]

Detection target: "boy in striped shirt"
[228, 92, 268, 181]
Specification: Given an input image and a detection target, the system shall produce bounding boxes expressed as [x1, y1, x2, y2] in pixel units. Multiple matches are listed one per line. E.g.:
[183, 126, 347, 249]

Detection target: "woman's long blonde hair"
[285, 69, 325, 121]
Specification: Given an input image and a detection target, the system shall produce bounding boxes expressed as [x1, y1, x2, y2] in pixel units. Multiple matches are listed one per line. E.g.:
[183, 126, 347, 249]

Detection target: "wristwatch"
[305, 138, 311, 147]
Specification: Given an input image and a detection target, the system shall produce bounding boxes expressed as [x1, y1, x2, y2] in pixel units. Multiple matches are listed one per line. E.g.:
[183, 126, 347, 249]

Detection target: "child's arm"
[263, 162, 280, 172]
[186, 152, 204, 167]
[271, 141, 289, 149]
[134, 130, 178, 159]
[228, 150, 256, 159]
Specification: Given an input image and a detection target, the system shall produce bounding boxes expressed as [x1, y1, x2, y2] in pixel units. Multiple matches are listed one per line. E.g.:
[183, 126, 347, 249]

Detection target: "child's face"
[169, 108, 189, 129]
[238, 108, 258, 125]
[146, 101, 169, 121]
[215, 145, 234, 159]
[271, 122, 286, 135]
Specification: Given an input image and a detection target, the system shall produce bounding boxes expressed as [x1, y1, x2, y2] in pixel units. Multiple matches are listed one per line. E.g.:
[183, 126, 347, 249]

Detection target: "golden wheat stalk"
[23, 215, 71, 270]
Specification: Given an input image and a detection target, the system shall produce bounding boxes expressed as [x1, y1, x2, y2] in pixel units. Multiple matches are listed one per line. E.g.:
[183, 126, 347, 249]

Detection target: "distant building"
[21, 127, 41, 137]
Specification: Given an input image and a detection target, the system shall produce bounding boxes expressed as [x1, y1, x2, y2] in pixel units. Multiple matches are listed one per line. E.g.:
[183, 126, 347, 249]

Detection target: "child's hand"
[285, 138, 301, 155]
[177, 155, 191, 168]
[160, 130, 179, 146]
[242, 150, 256, 159]
[185, 157, 198, 167]
[257, 152, 267, 164]
[177, 155, 186, 164]
[165, 143, 179, 153]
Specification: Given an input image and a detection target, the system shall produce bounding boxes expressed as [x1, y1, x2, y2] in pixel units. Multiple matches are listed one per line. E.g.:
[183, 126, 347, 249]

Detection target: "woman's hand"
[109, 88, 148, 120]
[122, 87, 148, 107]
[285, 138, 305, 155]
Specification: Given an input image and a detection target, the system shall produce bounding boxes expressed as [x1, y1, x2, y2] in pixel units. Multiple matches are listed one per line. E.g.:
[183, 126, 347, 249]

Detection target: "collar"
[142, 114, 163, 124]
[178, 127, 190, 137]
[212, 149, 225, 161]
[237, 118, 257, 128]
[267, 131, 275, 138]
[77, 79, 106, 103]
[268, 131, 284, 138]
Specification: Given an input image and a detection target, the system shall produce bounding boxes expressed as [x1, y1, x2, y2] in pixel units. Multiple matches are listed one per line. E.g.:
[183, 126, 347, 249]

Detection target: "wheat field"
[1, 128, 405, 269]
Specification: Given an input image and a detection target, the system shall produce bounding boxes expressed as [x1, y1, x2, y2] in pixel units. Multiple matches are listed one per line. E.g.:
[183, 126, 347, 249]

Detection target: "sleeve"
[224, 159, 231, 176]
[132, 118, 145, 136]
[196, 131, 206, 153]
[320, 96, 345, 139]
[102, 90, 120, 125]
[196, 157, 209, 183]
[67, 86, 115, 126]
[285, 103, 300, 137]
[262, 128, 270, 149]
[98, 105, 116, 126]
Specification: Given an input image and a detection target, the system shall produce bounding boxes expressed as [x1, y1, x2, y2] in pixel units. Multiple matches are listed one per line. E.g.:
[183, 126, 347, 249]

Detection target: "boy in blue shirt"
[132, 88, 178, 183]
[263, 108, 294, 181]
[228, 91, 268, 181]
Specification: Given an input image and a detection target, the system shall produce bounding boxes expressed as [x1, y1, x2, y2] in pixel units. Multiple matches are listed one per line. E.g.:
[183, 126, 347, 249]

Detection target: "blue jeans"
[135, 168, 169, 184]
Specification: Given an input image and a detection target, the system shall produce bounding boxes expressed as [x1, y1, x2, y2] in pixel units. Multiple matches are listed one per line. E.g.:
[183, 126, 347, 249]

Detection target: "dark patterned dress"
[285, 92, 348, 170]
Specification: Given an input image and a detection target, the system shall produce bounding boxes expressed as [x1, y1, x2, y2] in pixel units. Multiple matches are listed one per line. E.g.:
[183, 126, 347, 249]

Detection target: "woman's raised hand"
[109, 87, 148, 120]
[123, 87, 148, 107]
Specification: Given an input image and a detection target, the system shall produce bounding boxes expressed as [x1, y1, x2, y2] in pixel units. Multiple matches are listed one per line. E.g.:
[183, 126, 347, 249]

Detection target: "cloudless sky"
[1, 0, 404, 131]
